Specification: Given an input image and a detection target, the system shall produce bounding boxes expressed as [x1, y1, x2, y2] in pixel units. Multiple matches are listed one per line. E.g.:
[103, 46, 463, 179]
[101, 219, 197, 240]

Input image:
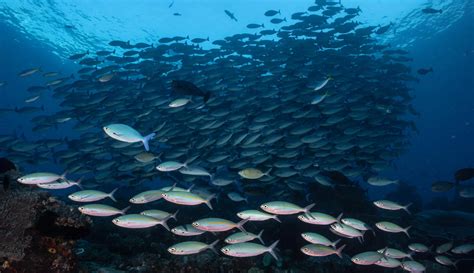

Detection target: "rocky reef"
[0, 159, 91, 273]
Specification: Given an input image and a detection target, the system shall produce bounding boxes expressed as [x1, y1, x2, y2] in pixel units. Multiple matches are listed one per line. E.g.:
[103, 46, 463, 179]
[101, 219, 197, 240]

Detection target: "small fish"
[18, 67, 41, 77]
[38, 177, 82, 190]
[422, 7, 442, 14]
[310, 76, 332, 91]
[301, 232, 340, 247]
[17, 172, 67, 185]
[351, 251, 383, 265]
[225, 230, 264, 244]
[103, 124, 155, 151]
[436, 241, 453, 254]
[367, 177, 399, 186]
[236, 210, 281, 223]
[454, 168, 474, 182]
[264, 10, 280, 17]
[301, 244, 345, 258]
[140, 209, 178, 221]
[401, 260, 426, 272]
[377, 248, 412, 259]
[192, 218, 248, 232]
[451, 243, 474, 254]
[224, 10, 237, 21]
[375, 257, 401, 268]
[171, 224, 206, 236]
[134, 152, 160, 163]
[112, 214, 170, 230]
[221, 240, 279, 260]
[227, 192, 247, 203]
[298, 212, 337, 225]
[373, 200, 412, 214]
[68, 188, 118, 202]
[161, 191, 215, 209]
[375, 221, 410, 238]
[168, 240, 219, 255]
[247, 23, 264, 29]
[408, 243, 430, 253]
[311, 91, 328, 105]
[238, 168, 272, 179]
[270, 18, 286, 24]
[129, 190, 164, 204]
[431, 181, 454, 192]
[25, 95, 40, 103]
[169, 98, 191, 108]
[156, 161, 188, 172]
[260, 201, 314, 215]
[417, 67, 433, 75]
[78, 204, 129, 217]
[434, 255, 458, 269]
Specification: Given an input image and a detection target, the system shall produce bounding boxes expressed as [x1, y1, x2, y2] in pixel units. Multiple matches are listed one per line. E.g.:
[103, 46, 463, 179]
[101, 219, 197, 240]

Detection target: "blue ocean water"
[0, 1, 473, 273]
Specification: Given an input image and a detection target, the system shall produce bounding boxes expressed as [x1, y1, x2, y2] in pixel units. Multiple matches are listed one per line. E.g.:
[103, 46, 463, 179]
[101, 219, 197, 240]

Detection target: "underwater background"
[0, 0, 473, 273]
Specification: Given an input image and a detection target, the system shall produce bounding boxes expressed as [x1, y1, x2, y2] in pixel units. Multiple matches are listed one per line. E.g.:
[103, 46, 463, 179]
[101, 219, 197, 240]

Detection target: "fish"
[112, 214, 171, 230]
[301, 244, 345, 258]
[38, 177, 82, 190]
[431, 181, 454, 192]
[377, 248, 412, 259]
[169, 98, 191, 108]
[459, 186, 474, 198]
[78, 204, 129, 217]
[246, 23, 264, 29]
[129, 190, 164, 204]
[260, 201, 314, 215]
[367, 177, 399, 186]
[301, 232, 340, 247]
[68, 188, 118, 202]
[192, 218, 248, 232]
[17, 172, 67, 185]
[168, 240, 219, 255]
[171, 80, 211, 103]
[351, 251, 383, 265]
[221, 240, 279, 260]
[236, 210, 281, 223]
[238, 168, 272, 179]
[373, 200, 412, 214]
[454, 168, 474, 183]
[408, 243, 430, 253]
[451, 243, 474, 254]
[103, 124, 155, 151]
[434, 255, 458, 269]
[161, 191, 215, 209]
[224, 10, 237, 21]
[422, 7, 442, 14]
[435, 241, 453, 254]
[227, 192, 247, 203]
[375, 257, 401, 268]
[171, 224, 206, 236]
[264, 10, 280, 17]
[417, 67, 433, 75]
[18, 67, 41, 77]
[225, 230, 264, 244]
[298, 212, 337, 225]
[140, 209, 178, 221]
[375, 221, 411, 238]
[400, 260, 426, 272]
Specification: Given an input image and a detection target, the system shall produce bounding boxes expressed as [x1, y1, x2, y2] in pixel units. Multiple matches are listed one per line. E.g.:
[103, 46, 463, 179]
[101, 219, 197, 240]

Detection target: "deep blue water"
[1, 1, 473, 272]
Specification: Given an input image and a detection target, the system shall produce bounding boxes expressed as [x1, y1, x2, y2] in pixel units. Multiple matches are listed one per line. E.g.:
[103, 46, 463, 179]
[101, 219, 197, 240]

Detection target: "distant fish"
[270, 18, 286, 24]
[18, 67, 41, 77]
[431, 181, 454, 192]
[168, 240, 219, 255]
[173, 13, 182, 16]
[422, 7, 442, 14]
[221, 240, 279, 260]
[264, 10, 280, 17]
[103, 124, 156, 151]
[171, 80, 211, 103]
[247, 23, 264, 29]
[168, 0, 174, 8]
[417, 67, 433, 75]
[454, 167, 474, 183]
[367, 177, 399, 186]
[224, 10, 237, 21]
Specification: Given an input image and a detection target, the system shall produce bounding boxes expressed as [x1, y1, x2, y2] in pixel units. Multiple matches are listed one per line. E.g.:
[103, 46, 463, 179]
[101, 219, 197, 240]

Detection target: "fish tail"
[171, 209, 179, 221]
[121, 206, 131, 215]
[109, 188, 118, 202]
[142, 132, 156, 151]
[208, 240, 219, 255]
[336, 244, 346, 258]
[186, 183, 195, 192]
[267, 240, 279, 260]
[332, 238, 341, 247]
[303, 203, 315, 213]
[76, 177, 84, 190]
[205, 194, 216, 210]
[403, 203, 412, 214]
[257, 229, 265, 245]
[60, 171, 68, 180]
[273, 215, 282, 223]
[264, 167, 273, 176]
[160, 215, 172, 231]
[404, 226, 411, 238]
[237, 218, 249, 232]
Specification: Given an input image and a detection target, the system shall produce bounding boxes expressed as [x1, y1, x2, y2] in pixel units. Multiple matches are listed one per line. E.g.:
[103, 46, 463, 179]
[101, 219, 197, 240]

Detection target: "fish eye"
[193, 222, 199, 226]
[303, 247, 308, 251]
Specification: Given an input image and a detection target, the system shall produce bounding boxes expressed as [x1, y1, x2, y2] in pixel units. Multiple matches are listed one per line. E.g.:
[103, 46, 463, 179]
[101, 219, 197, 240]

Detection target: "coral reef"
[0, 183, 91, 273]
